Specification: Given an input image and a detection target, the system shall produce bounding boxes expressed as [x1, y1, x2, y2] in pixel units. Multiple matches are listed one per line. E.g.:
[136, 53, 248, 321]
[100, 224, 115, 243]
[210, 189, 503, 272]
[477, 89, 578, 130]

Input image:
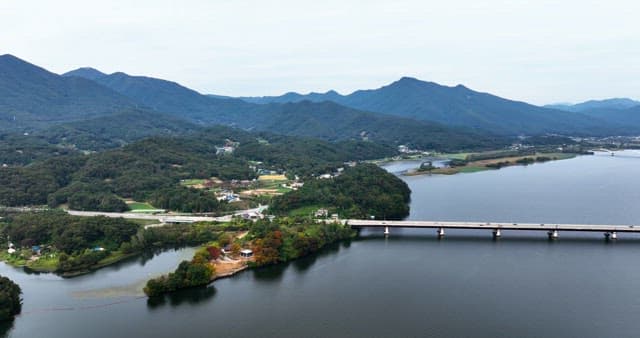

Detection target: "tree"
[0, 276, 22, 321]
[206, 245, 221, 260]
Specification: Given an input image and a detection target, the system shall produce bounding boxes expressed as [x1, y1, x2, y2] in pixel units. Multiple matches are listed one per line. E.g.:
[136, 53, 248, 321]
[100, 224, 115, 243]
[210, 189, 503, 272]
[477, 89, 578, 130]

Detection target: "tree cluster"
[144, 255, 215, 297]
[1, 211, 138, 254]
[0, 127, 393, 214]
[0, 276, 21, 321]
[271, 164, 411, 220]
[249, 217, 354, 267]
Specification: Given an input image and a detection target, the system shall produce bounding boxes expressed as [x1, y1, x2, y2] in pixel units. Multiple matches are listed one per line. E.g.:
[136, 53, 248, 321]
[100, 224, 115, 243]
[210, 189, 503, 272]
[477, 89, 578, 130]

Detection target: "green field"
[26, 254, 59, 272]
[277, 186, 293, 193]
[458, 166, 490, 173]
[288, 205, 325, 217]
[128, 202, 157, 211]
[180, 179, 206, 186]
[441, 152, 471, 160]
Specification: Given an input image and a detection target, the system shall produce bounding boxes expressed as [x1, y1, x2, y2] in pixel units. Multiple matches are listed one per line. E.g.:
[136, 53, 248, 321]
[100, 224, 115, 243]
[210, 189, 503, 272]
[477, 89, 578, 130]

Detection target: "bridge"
[347, 219, 640, 240]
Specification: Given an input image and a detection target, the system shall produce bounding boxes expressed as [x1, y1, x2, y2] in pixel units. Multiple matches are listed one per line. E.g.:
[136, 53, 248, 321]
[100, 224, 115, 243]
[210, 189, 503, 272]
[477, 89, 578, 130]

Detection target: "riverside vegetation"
[0, 210, 222, 275]
[0, 162, 410, 294]
[143, 164, 410, 296]
[412, 147, 592, 176]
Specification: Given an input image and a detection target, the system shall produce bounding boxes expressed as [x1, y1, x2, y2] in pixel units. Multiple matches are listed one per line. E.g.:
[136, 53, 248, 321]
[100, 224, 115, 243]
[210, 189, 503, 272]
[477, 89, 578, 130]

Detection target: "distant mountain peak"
[0, 54, 20, 60]
[545, 98, 640, 112]
[0, 54, 39, 68]
[63, 67, 107, 80]
[398, 76, 419, 82]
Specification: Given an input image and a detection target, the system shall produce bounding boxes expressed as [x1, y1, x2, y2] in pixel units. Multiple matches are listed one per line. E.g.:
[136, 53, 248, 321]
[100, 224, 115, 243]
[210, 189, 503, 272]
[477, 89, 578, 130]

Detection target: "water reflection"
[147, 285, 217, 310]
[251, 263, 287, 282]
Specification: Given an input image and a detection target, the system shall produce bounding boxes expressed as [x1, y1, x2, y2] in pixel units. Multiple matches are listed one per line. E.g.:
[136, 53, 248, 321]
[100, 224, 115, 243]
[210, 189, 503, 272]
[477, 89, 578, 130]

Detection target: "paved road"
[67, 205, 268, 223]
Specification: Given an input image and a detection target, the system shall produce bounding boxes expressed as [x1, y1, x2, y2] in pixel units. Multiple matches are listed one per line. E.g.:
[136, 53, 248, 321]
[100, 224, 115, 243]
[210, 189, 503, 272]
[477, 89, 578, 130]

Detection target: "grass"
[0, 252, 28, 267]
[441, 152, 471, 160]
[458, 166, 490, 173]
[28, 255, 59, 272]
[95, 251, 138, 268]
[128, 202, 156, 211]
[259, 180, 285, 189]
[276, 187, 293, 193]
[289, 205, 325, 217]
[180, 179, 206, 186]
[0, 251, 59, 272]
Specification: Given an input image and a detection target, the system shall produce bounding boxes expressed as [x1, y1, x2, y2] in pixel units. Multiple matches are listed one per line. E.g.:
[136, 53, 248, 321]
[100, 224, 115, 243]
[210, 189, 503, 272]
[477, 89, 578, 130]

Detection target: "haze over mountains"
[241, 78, 639, 135]
[1, 54, 639, 156]
[546, 98, 640, 112]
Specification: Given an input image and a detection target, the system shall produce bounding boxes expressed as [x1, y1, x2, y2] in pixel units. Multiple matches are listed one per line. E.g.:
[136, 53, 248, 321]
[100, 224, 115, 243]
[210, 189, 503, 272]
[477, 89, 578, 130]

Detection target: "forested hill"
[60, 66, 508, 150]
[228, 101, 508, 151]
[271, 163, 411, 220]
[0, 110, 203, 166]
[0, 54, 508, 153]
[578, 105, 640, 130]
[0, 54, 135, 130]
[64, 69, 262, 124]
[240, 77, 620, 136]
[546, 98, 640, 112]
[545, 98, 640, 133]
[0, 125, 396, 209]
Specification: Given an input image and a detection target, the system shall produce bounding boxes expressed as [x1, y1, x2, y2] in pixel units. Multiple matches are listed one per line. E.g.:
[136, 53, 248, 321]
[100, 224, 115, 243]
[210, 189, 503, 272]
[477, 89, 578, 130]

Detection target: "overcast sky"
[1, 0, 638, 104]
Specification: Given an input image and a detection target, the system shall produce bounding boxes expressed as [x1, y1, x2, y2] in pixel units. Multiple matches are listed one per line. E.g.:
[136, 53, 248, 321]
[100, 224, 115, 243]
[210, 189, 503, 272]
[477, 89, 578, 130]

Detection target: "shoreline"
[1, 251, 142, 277]
[404, 152, 580, 176]
[210, 264, 249, 281]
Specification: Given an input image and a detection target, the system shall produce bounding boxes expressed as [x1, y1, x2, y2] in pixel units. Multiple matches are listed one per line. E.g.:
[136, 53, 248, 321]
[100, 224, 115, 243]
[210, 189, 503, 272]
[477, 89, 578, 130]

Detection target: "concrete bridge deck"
[347, 220, 640, 239]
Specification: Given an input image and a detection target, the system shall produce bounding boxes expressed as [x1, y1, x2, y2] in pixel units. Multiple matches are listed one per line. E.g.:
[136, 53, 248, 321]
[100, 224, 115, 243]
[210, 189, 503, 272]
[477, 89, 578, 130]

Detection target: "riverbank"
[144, 220, 356, 297]
[406, 152, 579, 176]
[211, 258, 249, 280]
[0, 249, 142, 277]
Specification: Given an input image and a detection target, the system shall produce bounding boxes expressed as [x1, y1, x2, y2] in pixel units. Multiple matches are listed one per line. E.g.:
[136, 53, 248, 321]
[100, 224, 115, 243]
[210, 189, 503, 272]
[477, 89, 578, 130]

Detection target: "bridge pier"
[604, 231, 617, 240]
[492, 228, 501, 239]
[547, 230, 559, 240]
[384, 226, 390, 236]
[437, 227, 445, 239]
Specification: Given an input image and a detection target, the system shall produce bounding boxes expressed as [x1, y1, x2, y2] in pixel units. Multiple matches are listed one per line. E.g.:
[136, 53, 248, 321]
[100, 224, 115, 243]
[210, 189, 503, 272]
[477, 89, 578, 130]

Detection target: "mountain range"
[1, 54, 639, 156]
[240, 77, 639, 135]
[546, 98, 640, 112]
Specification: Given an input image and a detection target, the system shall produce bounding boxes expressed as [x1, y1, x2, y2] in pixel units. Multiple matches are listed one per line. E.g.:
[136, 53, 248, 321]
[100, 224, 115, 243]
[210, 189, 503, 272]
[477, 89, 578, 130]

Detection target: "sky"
[1, 0, 638, 105]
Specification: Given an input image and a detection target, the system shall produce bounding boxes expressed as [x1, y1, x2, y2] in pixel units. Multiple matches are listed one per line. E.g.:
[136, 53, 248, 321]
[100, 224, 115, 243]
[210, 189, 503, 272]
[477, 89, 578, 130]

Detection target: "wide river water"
[2, 150, 640, 337]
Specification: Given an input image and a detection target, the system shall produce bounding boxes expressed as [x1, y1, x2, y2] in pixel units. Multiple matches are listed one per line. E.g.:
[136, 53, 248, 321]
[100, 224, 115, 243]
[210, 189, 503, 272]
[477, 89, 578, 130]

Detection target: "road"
[66, 205, 268, 223]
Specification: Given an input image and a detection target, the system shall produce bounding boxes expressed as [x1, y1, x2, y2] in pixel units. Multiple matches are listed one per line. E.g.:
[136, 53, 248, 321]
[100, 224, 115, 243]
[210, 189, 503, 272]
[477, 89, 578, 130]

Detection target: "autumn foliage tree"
[206, 245, 221, 260]
[252, 230, 282, 266]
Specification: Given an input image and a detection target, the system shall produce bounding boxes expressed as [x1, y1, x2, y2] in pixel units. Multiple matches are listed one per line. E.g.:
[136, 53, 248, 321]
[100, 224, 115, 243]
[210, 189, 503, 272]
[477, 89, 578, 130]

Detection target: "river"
[2, 150, 640, 337]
